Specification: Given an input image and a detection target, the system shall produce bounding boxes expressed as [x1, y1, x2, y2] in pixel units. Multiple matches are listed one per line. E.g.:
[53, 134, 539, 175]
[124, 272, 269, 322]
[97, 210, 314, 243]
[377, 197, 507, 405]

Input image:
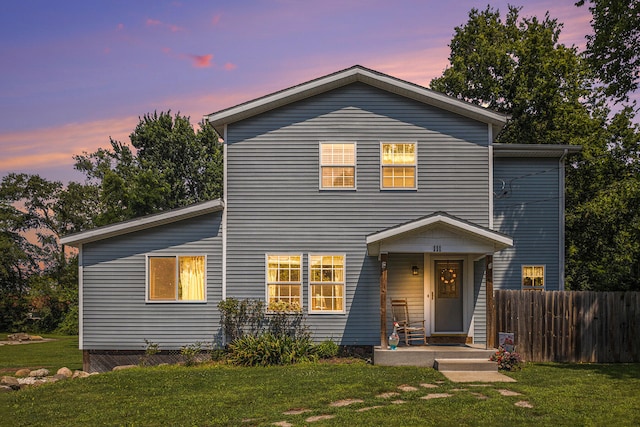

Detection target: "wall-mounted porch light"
[412, 265, 419, 276]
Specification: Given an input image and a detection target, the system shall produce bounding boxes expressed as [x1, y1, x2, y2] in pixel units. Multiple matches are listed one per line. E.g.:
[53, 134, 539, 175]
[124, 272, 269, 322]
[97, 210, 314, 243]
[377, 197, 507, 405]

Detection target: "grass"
[0, 334, 82, 374]
[1, 339, 639, 426]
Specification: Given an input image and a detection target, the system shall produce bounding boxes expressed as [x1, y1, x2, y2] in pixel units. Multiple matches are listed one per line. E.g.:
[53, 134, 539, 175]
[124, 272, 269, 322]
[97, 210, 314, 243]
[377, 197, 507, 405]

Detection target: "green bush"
[314, 339, 339, 359]
[227, 333, 316, 367]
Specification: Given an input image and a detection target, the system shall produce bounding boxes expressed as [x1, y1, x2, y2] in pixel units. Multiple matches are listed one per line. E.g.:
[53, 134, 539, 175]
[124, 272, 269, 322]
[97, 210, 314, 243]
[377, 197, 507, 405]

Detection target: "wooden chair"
[391, 299, 427, 345]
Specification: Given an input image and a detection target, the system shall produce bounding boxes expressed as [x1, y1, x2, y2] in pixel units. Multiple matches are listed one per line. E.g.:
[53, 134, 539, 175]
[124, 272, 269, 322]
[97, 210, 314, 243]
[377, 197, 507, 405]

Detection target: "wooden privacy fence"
[491, 290, 640, 363]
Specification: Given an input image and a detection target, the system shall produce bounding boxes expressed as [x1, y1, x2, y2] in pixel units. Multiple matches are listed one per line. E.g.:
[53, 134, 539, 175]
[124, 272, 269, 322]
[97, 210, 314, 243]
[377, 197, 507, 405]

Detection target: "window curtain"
[179, 256, 205, 301]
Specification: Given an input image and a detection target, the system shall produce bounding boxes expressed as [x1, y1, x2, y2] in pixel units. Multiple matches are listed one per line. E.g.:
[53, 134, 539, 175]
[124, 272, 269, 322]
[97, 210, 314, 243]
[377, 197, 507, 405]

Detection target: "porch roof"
[366, 212, 513, 256]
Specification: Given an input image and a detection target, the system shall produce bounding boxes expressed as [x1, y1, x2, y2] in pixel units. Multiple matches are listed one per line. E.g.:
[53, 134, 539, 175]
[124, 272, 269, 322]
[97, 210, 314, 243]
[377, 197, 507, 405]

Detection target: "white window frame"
[380, 141, 417, 190]
[522, 265, 545, 290]
[145, 254, 207, 303]
[319, 141, 357, 190]
[308, 253, 346, 314]
[265, 253, 303, 309]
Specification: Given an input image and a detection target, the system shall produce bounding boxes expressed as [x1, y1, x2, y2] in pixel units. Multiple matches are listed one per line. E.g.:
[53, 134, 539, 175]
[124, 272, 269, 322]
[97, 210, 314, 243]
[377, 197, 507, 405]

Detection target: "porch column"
[486, 255, 495, 348]
[380, 253, 388, 348]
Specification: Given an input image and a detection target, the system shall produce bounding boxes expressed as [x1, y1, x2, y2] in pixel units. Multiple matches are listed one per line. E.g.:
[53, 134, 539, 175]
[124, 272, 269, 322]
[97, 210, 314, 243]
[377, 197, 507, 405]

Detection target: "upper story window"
[320, 142, 355, 189]
[522, 265, 545, 290]
[309, 254, 345, 313]
[381, 142, 417, 189]
[266, 254, 302, 309]
[147, 255, 206, 302]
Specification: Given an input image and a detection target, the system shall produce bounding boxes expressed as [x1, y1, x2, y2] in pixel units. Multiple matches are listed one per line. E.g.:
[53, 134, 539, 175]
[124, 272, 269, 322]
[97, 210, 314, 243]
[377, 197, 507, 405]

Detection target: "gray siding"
[473, 258, 487, 345]
[493, 158, 561, 290]
[386, 253, 425, 333]
[225, 83, 491, 345]
[81, 213, 223, 350]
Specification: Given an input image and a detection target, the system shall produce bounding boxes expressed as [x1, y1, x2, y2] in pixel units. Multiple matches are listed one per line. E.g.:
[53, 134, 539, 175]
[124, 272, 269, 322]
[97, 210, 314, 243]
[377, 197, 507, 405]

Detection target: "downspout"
[559, 149, 568, 290]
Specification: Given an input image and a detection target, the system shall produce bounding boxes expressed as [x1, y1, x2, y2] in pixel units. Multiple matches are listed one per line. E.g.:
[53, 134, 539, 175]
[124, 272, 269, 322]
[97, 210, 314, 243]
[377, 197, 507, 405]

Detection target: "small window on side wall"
[320, 142, 356, 189]
[522, 265, 545, 290]
[381, 142, 416, 189]
[148, 255, 206, 302]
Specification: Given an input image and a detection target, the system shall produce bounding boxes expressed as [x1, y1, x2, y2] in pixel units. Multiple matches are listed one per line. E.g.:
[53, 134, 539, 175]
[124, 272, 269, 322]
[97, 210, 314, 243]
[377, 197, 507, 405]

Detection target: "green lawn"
[1, 339, 639, 426]
[0, 334, 82, 374]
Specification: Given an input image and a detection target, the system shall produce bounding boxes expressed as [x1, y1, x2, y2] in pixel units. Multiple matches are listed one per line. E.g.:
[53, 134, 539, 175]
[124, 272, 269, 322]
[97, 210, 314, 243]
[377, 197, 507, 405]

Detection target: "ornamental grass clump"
[490, 346, 523, 371]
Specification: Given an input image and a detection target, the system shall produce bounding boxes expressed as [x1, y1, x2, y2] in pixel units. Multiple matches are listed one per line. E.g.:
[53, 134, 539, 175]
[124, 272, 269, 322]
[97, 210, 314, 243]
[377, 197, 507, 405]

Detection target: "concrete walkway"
[439, 370, 516, 383]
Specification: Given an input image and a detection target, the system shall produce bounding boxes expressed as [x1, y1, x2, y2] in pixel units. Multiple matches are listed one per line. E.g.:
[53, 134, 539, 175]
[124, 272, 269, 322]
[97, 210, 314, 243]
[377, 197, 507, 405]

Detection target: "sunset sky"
[0, 1, 600, 184]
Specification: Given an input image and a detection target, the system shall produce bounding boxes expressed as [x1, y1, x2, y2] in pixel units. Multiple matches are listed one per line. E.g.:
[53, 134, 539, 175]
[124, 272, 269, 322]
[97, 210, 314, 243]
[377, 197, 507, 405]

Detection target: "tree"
[566, 107, 640, 290]
[0, 174, 90, 331]
[74, 111, 223, 226]
[430, 5, 593, 146]
[577, 0, 640, 103]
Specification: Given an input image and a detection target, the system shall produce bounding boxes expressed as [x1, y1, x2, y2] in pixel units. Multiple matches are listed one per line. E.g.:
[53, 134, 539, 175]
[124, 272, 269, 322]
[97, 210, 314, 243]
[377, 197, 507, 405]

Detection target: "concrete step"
[434, 358, 498, 372]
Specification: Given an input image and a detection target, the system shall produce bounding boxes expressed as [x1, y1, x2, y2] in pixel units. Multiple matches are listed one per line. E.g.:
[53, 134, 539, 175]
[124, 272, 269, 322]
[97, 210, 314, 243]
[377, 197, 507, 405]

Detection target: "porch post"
[486, 255, 495, 348]
[380, 253, 388, 348]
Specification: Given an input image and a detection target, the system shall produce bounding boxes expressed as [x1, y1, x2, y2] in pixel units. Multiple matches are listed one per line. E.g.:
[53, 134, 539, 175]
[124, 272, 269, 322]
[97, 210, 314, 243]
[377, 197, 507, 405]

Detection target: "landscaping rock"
[57, 367, 73, 378]
[52, 374, 68, 381]
[29, 335, 43, 340]
[112, 365, 137, 371]
[29, 368, 49, 378]
[0, 385, 13, 393]
[14, 369, 30, 377]
[1, 376, 20, 390]
[72, 370, 90, 379]
[7, 332, 30, 341]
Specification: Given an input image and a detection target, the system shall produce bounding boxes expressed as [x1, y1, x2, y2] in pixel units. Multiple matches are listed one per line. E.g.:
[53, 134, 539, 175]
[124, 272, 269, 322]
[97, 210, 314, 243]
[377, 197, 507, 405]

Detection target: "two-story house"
[61, 66, 578, 372]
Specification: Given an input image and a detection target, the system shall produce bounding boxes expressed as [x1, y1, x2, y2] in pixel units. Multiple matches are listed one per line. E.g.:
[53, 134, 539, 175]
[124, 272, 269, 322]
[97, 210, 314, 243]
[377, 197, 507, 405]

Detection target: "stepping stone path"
[272, 383, 534, 425]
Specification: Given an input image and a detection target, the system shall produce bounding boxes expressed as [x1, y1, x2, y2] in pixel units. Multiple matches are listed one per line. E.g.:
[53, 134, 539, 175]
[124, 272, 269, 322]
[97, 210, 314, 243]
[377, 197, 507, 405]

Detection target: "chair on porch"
[391, 299, 427, 346]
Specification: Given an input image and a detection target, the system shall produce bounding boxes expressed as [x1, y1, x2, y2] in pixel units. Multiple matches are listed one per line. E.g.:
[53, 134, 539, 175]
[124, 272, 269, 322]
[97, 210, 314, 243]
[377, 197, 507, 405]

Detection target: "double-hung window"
[147, 255, 206, 302]
[320, 142, 355, 189]
[381, 142, 417, 189]
[266, 255, 302, 308]
[309, 254, 345, 313]
[522, 265, 545, 290]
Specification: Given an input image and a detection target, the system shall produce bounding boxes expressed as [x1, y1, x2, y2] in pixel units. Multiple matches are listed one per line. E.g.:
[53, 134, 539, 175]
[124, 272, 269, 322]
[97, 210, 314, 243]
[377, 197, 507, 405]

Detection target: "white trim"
[308, 253, 347, 315]
[488, 127, 494, 230]
[60, 199, 224, 246]
[205, 66, 508, 136]
[145, 254, 208, 303]
[319, 141, 357, 190]
[78, 245, 84, 350]
[379, 141, 418, 190]
[521, 264, 546, 291]
[366, 213, 513, 248]
[265, 253, 303, 308]
[222, 124, 228, 300]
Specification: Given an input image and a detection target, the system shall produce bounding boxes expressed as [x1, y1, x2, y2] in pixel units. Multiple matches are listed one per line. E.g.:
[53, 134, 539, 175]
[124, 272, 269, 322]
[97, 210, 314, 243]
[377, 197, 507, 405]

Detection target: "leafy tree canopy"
[74, 111, 223, 226]
[577, 0, 640, 103]
[430, 5, 593, 145]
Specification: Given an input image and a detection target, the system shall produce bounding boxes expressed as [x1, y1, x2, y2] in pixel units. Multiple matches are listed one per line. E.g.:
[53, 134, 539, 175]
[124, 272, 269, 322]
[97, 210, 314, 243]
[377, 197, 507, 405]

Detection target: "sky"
[0, 1, 600, 184]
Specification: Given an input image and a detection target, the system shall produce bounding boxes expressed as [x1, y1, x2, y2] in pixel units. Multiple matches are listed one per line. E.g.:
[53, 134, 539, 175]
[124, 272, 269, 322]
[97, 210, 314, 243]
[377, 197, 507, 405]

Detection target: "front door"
[434, 260, 463, 332]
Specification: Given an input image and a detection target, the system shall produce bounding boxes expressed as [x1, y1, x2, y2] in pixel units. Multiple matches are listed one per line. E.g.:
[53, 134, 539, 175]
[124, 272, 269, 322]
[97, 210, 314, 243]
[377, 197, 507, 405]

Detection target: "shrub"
[490, 346, 523, 371]
[314, 339, 339, 359]
[218, 298, 265, 343]
[227, 333, 316, 367]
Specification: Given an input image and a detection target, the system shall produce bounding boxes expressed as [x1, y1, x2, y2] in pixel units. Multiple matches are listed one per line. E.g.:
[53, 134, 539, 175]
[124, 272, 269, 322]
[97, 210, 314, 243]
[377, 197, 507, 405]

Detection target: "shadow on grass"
[533, 362, 640, 380]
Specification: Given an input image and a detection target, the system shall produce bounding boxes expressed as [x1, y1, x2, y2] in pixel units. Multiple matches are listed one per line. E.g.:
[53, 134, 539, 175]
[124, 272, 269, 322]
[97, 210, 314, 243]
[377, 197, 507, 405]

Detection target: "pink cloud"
[146, 18, 184, 32]
[190, 54, 213, 68]
[116, 23, 124, 31]
[212, 14, 221, 26]
[223, 62, 237, 71]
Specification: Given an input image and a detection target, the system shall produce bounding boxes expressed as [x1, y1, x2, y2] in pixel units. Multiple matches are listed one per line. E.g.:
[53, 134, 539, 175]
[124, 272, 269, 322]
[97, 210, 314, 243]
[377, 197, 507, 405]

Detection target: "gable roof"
[205, 65, 508, 137]
[59, 199, 224, 247]
[366, 211, 513, 256]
